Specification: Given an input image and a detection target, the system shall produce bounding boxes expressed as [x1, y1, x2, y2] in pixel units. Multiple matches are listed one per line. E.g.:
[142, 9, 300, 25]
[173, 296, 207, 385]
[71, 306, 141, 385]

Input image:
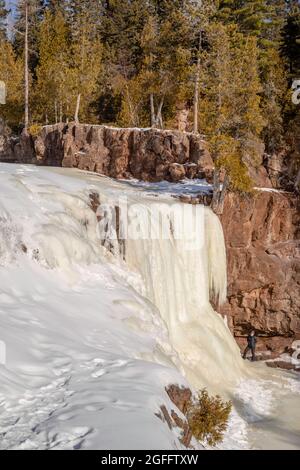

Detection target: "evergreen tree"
[117, 0, 203, 127]
[14, 0, 46, 71]
[33, 8, 71, 123]
[34, 6, 103, 124]
[200, 23, 264, 190]
[217, 0, 281, 41]
[281, 1, 300, 179]
[218, 0, 288, 153]
[0, 39, 24, 128]
[281, 3, 300, 79]
[100, 0, 149, 69]
[70, 4, 103, 123]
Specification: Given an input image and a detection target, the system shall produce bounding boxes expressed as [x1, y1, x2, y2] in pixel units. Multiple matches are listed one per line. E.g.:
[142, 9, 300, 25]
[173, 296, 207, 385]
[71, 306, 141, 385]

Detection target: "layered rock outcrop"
[220, 190, 300, 354]
[32, 123, 214, 182]
[0, 122, 36, 164]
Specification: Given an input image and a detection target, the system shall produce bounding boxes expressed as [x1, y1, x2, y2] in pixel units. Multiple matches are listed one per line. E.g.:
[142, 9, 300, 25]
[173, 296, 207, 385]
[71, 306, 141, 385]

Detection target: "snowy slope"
[0, 164, 189, 450]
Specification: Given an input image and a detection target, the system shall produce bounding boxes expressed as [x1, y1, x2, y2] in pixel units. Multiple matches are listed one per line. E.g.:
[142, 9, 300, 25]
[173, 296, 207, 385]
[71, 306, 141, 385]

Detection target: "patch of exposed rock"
[32, 123, 214, 183]
[156, 385, 195, 449]
[220, 190, 300, 354]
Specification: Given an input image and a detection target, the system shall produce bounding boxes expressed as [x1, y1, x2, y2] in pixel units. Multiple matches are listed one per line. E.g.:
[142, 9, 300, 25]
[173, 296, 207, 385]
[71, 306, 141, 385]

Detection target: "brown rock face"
[220, 190, 300, 353]
[156, 385, 194, 448]
[166, 384, 192, 415]
[32, 123, 214, 183]
[0, 121, 35, 163]
[0, 120, 14, 162]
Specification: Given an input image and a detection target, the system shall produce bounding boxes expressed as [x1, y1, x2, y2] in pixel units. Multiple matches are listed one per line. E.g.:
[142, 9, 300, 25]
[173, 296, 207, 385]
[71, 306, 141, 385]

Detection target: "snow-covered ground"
[0, 164, 299, 450]
[0, 164, 191, 450]
[118, 178, 213, 198]
[0, 260, 187, 450]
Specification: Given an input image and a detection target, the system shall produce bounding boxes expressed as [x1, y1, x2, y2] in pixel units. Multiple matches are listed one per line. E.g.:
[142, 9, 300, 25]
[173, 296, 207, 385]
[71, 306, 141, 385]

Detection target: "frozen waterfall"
[121, 202, 244, 389]
[0, 165, 244, 391]
[94, 177, 245, 390]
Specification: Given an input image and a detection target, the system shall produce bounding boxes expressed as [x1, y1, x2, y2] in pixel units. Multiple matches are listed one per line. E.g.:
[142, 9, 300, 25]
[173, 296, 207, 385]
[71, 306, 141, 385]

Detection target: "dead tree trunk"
[155, 97, 164, 129]
[295, 168, 300, 193]
[24, 1, 29, 135]
[193, 31, 202, 134]
[150, 94, 156, 127]
[59, 102, 63, 123]
[149, 96, 165, 129]
[74, 94, 81, 124]
[54, 100, 58, 124]
[211, 168, 229, 215]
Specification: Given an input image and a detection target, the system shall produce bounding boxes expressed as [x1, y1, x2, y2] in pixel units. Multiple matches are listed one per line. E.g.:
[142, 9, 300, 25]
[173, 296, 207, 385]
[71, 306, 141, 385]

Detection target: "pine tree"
[13, 0, 46, 71]
[70, 3, 103, 123]
[33, 8, 71, 123]
[281, 1, 300, 182]
[100, 0, 149, 69]
[68, 0, 101, 36]
[218, 0, 288, 153]
[200, 23, 264, 190]
[128, 0, 202, 128]
[217, 0, 281, 41]
[281, 4, 300, 80]
[97, 0, 152, 125]
[0, 39, 24, 129]
[33, 6, 103, 124]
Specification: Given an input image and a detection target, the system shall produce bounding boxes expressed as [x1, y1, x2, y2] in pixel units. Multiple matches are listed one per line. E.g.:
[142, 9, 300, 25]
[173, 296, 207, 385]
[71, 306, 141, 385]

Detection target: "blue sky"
[5, 1, 17, 36]
[5, 0, 16, 14]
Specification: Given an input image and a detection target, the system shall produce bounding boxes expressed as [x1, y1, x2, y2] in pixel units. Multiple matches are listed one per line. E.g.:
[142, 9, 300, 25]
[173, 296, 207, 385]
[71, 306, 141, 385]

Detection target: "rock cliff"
[220, 190, 300, 355]
[33, 123, 214, 182]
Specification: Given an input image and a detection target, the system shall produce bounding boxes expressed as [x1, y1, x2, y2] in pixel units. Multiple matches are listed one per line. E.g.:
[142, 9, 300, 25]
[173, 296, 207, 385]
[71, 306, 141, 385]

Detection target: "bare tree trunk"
[54, 101, 58, 124]
[158, 113, 163, 129]
[155, 97, 164, 129]
[295, 167, 300, 192]
[193, 31, 202, 134]
[74, 94, 81, 123]
[124, 85, 138, 127]
[211, 169, 220, 212]
[150, 94, 155, 127]
[66, 103, 70, 124]
[24, 1, 29, 135]
[59, 102, 63, 123]
[211, 168, 229, 215]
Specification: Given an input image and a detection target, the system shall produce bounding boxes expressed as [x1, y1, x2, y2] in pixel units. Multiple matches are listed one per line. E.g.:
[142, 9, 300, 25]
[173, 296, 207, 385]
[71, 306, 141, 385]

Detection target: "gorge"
[0, 163, 299, 449]
[1, 123, 299, 360]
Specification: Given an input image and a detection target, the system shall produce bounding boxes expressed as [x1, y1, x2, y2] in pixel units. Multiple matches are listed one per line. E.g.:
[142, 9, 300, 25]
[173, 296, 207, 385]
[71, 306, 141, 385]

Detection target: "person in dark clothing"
[243, 330, 257, 361]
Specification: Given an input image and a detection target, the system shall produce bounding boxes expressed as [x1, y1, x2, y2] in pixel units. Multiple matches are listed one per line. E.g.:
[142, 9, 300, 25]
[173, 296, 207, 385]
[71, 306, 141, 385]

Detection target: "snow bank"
[0, 164, 188, 450]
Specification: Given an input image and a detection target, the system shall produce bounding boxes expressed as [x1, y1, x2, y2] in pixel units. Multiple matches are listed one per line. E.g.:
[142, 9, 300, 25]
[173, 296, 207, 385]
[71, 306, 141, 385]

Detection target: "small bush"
[209, 134, 253, 193]
[28, 123, 42, 137]
[186, 389, 232, 446]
